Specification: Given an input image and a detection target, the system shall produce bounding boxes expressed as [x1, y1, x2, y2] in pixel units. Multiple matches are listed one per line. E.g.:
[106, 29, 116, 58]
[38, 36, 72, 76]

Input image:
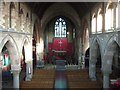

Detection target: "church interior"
[0, 0, 120, 89]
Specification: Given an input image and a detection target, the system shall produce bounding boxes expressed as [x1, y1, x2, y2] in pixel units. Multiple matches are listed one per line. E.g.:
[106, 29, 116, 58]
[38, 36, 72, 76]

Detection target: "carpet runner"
[54, 60, 68, 89]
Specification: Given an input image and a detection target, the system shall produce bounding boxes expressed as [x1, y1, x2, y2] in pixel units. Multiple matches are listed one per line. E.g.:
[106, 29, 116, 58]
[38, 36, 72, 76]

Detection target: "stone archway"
[21, 36, 33, 81]
[1, 43, 13, 88]
[102, 40, 120, 88]
[41, 2, 80, 31]
[0, 35, 20, 89]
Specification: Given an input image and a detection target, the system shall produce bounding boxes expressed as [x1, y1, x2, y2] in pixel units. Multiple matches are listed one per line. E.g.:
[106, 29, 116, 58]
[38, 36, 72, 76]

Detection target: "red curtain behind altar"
[44, 38, 73, 62]
[52, 38, 67, 51]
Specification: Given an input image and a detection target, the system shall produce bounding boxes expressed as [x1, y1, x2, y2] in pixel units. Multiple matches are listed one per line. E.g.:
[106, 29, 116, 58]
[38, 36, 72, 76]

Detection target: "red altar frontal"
[44, 38, 73, 63]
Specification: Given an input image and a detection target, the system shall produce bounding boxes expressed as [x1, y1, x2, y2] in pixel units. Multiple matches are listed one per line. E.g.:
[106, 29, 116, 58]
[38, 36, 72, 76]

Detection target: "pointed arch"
[102, 39, 120, 73]
[0, 35, 19, 65]
[91, 13, 96, 34]
[105, 2, 114, 31]
[83, 19, 89, 54]
[21, 36, 32, 62]
[21, 36, 30, 48]
[41, 2, 80, 32]
[90, 37, 102, 63]
[97, 8, 102, 33]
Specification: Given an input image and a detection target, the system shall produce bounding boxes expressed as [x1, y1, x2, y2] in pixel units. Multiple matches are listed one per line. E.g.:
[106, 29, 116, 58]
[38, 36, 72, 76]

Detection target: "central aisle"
[54, 60, 68, 89]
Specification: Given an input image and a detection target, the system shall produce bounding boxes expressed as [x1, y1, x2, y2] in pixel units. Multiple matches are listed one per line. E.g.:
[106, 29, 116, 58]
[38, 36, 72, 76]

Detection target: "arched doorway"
[0, 35, 21, 89]
[2, 44, 13, 88]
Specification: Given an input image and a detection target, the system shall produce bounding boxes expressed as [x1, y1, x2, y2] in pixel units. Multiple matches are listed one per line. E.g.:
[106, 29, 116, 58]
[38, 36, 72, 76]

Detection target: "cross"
[58, 40, 62, 47]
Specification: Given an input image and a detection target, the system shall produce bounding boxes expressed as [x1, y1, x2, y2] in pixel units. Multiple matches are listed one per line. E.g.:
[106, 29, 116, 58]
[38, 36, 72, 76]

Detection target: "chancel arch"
[43, 16, 77, 65]
[41, 2, 80, 32]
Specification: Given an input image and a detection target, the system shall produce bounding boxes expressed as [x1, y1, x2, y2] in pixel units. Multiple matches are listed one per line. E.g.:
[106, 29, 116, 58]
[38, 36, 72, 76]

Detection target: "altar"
[53, 50, 66, 55]
[52, 50, 67, 60]
[54, 50, 66, 53]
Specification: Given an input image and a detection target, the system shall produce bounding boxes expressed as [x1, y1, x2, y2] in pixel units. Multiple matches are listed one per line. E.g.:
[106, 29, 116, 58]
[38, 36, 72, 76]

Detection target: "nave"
[20, 60, 102, 89]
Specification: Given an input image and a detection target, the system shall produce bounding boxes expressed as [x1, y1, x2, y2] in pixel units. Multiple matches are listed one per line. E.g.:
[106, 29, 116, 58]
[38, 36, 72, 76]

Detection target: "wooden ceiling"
[26, 2, 97, 19]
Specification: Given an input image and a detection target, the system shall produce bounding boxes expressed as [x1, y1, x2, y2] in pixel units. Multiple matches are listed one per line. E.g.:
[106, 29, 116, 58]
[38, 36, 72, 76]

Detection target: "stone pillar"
[78, 56, 81, 69]
[103, 72, 110, 89]
[89, 61, 96, 81]
[89, 46, 97, 81]
[36, 43, 40, 67]
[78, 38, 82, 69]
[31, 60, 33, 79]
[11, 65, 21, 89]
[25, 61, 32, 81]
[12, 70, 20, 89]
[81, 55, 85, 69]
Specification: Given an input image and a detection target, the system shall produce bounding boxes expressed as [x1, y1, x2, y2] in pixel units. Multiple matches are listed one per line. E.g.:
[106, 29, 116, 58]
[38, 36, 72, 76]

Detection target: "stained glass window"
[55, 18, 66, 37]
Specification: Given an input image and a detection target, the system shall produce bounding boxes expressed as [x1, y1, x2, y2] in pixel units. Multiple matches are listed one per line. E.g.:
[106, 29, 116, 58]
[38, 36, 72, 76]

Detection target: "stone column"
[11, 65, 21, 89]
[78, 56, 81, 69]
[36, 43, 40, 67]
[31, 60, 33, 79]
[81, 55, 85, 69]
[103, 71, 110, 89]
[89, 61, 96, 81]
[12, 70, 20, 89]
[78, 38, 82, 69]
[25, 61, 32, 81]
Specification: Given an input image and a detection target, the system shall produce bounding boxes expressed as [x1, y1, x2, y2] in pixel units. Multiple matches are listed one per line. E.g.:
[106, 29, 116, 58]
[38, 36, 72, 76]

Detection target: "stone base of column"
[103, 74, 110, 88]
[90, 77, 96, 81]
[25, 75, 32, 81]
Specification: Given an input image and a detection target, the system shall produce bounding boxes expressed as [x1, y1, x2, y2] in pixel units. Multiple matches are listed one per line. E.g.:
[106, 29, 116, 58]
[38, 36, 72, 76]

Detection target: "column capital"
[11, 65, 21, 70]
[11, 69, 21, 75]
[25, 60, 33, 63]
[11, 65, 21, 74]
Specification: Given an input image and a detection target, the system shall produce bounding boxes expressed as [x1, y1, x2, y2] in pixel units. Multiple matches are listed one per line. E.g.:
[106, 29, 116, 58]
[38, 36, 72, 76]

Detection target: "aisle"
[54, 60, 68, 89]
